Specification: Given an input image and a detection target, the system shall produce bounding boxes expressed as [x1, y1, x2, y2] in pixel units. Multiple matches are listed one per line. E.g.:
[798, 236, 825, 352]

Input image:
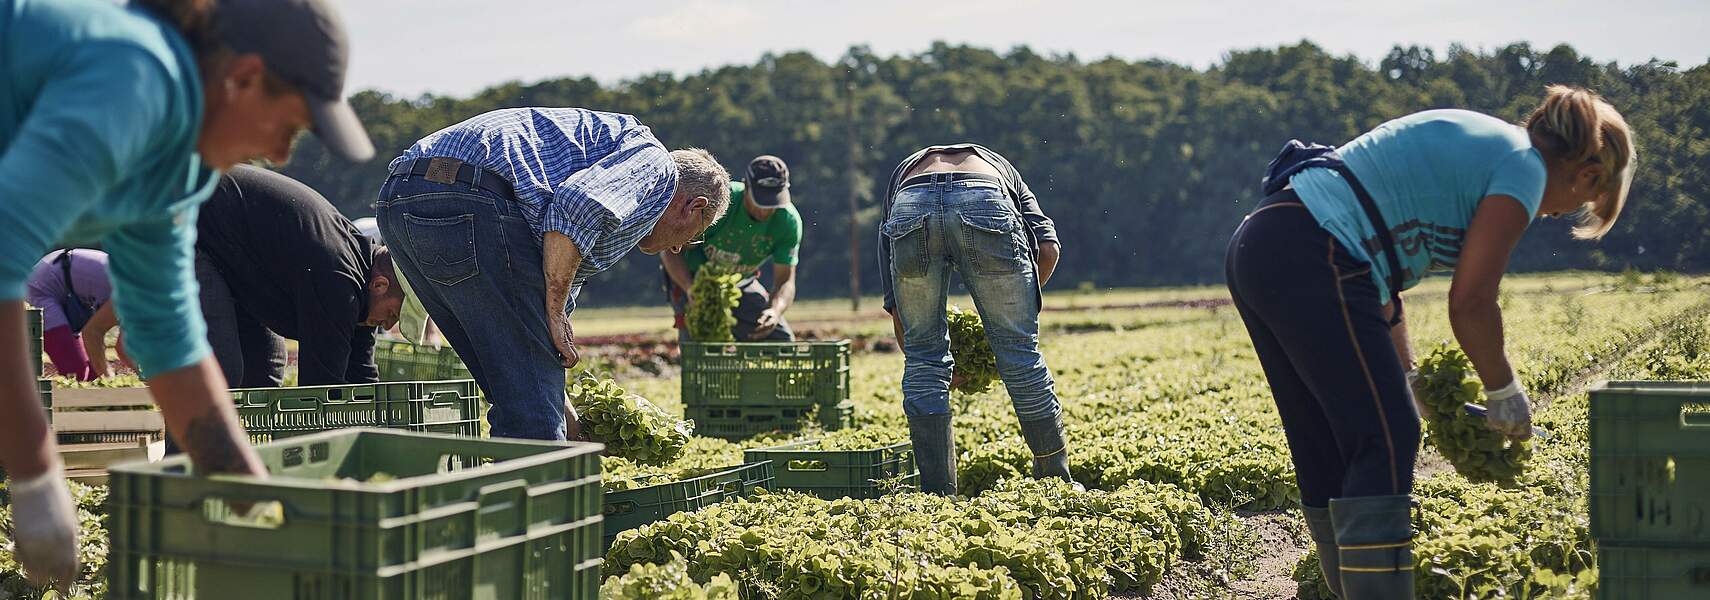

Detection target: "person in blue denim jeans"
[376, 108, 730, 441]
[877, 145, 1067, 495]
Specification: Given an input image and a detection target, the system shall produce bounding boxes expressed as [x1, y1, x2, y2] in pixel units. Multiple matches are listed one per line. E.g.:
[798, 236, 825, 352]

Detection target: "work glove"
[8, 459, 80, 592]
[1482, 377, 1534, 440]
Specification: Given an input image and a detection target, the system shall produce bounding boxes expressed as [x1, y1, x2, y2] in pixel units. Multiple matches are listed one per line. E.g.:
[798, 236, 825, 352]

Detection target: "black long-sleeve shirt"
[195, 165, 378, 385]
[878, 144, 1060, 312]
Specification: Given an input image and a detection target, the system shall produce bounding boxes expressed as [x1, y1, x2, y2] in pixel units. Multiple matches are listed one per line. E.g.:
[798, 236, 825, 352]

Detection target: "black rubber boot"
[1331, 495, 1415, 600]
[1303, 504, 1344, 598]
[1018, 414, 1074, 483]
[908, 414, 957, 496]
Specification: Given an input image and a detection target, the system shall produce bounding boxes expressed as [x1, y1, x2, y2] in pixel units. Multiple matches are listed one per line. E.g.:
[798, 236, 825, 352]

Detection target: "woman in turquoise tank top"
[1225, 86, 1636, 599]
[0, 0, 372, 589]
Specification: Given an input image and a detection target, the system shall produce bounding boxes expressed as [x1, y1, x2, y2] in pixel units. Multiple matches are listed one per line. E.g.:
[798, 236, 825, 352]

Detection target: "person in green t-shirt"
[662, 155, 802, 341]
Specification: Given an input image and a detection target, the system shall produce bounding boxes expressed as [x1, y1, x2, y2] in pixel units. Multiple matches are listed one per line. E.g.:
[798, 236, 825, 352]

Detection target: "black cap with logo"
[745, 155, 791, 207]
[215, 0, 374, 161]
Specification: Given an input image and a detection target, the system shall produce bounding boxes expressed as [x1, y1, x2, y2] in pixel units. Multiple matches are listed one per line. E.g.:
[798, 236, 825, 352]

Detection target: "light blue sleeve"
[0, 45, 174, 300]
[1485, 148, 1548, 217]
[104, 208, 210, 377]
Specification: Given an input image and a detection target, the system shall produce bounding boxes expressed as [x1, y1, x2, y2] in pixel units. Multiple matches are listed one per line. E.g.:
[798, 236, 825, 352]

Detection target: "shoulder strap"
[1331, 165, 1405, 324]
[55, 250, 81, 300]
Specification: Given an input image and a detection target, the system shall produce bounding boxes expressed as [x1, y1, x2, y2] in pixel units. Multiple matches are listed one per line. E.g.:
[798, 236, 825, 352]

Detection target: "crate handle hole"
[786, 460, 828, 472]
[1681, 403, 1710, 429]
[203, 498, 286, 529]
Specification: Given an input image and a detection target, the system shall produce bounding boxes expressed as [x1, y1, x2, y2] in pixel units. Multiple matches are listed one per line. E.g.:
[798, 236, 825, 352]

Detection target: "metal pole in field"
[845, 70, 861, 312]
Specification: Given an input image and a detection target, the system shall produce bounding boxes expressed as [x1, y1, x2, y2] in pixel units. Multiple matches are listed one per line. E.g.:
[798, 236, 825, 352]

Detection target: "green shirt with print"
[683, 181, 802, 277]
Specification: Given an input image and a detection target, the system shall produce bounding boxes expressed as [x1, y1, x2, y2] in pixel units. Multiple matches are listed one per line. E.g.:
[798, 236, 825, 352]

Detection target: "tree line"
[278, 41, 1710, 307]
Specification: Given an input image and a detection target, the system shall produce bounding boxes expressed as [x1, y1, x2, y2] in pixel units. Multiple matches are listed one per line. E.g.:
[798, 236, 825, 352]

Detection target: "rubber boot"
[1330, 495, 1415, 600]
[908, 414, 957, 496]
[1018, 414, 1074, 483]
[1303, 504, 1344, 598]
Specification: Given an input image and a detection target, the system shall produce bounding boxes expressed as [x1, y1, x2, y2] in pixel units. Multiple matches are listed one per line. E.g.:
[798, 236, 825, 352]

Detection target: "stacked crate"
[680, 340, 852, 440]
[48, 384, 165, 485]
[1588, 381, 1710, 599]
[373, 340, 473, 382]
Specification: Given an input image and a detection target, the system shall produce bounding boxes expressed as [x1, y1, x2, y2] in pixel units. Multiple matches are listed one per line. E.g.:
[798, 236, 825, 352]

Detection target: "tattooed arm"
[151, 357, 265, 475]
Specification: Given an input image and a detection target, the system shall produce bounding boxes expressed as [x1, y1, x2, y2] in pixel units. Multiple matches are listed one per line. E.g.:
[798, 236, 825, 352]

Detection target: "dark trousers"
[1224, 190, 1420, 508]
[196, 252, 287, 388]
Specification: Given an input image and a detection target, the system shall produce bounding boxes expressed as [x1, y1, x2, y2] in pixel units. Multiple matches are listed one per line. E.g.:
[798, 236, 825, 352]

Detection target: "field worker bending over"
[377, 108, 730, 441]
[194, 166, 406, 388]
[878, 145, 1067, 496]
[25, 250, 130, 380]
[662, 155, 803, 342]
[0, 0, 371, 589]
[1225, 86, 1635, 599]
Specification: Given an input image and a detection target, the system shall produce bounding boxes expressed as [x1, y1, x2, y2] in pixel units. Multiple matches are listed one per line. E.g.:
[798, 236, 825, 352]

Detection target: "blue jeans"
[375, 174, 568, 440]
[882, 172, 1059, 422]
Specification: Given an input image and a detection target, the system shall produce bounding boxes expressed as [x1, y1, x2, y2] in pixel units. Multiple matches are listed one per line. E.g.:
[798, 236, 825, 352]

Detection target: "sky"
[338, 0, 1710, 97]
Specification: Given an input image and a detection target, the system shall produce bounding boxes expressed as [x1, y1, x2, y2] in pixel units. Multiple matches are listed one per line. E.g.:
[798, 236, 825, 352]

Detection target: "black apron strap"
[1331, 165, 1405, 326]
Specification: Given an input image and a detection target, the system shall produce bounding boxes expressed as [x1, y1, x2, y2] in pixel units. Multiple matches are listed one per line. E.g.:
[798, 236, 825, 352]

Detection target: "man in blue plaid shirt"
[376, 108, 730, 440]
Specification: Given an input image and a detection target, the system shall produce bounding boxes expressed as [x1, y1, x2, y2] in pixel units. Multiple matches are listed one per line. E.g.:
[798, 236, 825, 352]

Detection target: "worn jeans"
[376, 174, 568, 440]
[1225, 190, 1420, 508]
[663, 269, 794, 343]
[883, 172, 1059, 421]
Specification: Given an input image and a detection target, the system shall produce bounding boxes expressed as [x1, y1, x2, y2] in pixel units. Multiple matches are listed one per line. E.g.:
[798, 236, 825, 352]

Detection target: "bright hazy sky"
[339, 0, 1709, 97]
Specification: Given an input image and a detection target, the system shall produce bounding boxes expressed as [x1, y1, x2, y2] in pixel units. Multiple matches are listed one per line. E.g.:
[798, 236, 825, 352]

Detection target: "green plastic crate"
[230, 380, 482, 443]
[742, 439, 917, 500]
[686, 401, 853, 441]
[106, 428, 604, 600]
[681, 341, 850, 407]
[1597, 544, 1710, 599]
[602, 461, 773, 545]
[1589, 381, 1710, 545]
[374, 340, 473, 382]
[27, 307, 43, 376]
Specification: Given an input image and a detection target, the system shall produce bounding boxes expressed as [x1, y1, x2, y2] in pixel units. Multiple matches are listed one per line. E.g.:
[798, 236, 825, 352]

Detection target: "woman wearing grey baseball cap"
[0, 0, 371, 591]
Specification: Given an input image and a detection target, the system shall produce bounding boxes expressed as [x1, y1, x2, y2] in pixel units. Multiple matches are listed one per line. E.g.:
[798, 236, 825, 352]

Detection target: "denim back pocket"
[959, 212, 1027, 276]
[403, 213, 479, 287]
[882, 213, 932, 279]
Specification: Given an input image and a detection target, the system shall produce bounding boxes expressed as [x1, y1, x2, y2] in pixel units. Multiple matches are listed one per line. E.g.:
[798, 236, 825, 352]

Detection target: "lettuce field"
[4, 272, 1708, 599]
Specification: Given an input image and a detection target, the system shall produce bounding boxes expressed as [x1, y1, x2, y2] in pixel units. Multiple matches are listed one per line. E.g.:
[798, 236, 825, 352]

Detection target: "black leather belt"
[899, 171, 1005, 189]
[388, 157, 515, 198]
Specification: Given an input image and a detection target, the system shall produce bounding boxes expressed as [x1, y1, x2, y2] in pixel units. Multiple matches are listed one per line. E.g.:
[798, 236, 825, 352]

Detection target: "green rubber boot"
[1331, 495, 1415, 600]
[1018, 413, 1075, 483]
[908, 414, 957, 496]
[1303, 504, 1344, 598]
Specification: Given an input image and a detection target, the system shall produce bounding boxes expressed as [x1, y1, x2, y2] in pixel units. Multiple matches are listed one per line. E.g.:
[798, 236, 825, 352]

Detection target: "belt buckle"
[424, 157, 464, 184]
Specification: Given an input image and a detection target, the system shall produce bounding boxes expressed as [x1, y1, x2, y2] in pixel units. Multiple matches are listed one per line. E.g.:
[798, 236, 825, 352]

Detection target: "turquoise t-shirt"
[1291, 109, 1548, 302]
[0, 0, 219, 376]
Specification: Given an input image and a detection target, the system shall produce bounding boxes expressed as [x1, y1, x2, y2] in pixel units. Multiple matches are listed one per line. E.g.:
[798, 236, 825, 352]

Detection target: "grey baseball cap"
[216, 0, 374, 162]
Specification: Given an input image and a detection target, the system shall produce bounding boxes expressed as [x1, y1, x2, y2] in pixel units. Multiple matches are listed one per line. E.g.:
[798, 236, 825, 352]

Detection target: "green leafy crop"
[687, 263, 743, 342]
[1416, 345, 1531, 484]
[569, 373, 692, 466]
[948, 306, 998, 394]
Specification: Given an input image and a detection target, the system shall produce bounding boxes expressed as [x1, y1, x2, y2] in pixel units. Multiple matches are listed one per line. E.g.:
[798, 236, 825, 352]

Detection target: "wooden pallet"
[59, 436, 164, 485]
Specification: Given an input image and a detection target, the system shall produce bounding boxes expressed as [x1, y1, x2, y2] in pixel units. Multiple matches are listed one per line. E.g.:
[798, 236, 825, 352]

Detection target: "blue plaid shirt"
[391, 108, 678, 305]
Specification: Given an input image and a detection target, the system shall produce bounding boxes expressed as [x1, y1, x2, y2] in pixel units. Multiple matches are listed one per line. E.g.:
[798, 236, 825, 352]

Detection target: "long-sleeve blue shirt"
[0, 0, 218, 376]
[392, 108, 678, 310]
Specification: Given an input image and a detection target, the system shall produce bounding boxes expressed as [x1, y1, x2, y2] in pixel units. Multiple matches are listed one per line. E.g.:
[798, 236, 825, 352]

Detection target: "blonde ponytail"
[1524, 85, 1636, 239]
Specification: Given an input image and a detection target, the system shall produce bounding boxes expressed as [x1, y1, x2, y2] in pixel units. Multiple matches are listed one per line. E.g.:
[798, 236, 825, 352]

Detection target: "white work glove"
[1482, 377, 1534, 440]
[8, 459, 80, 592]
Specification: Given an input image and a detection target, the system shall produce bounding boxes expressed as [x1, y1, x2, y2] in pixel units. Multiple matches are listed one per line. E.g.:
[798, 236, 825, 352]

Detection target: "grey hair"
[670, 148, 731, 228]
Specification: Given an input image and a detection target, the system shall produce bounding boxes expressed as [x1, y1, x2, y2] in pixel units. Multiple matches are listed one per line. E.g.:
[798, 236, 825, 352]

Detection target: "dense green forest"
[279, 41, 1709, 307]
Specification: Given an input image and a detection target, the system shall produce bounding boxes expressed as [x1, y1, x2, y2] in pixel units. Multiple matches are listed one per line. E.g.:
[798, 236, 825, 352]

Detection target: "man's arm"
[544, 231, 583, 368]
[661, 250, 694, 293]
[344, 327, 379, 383]
[767, 263, 797, 314]
[1036, 241, 1060, 287]
[80, 301, 120, 377]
